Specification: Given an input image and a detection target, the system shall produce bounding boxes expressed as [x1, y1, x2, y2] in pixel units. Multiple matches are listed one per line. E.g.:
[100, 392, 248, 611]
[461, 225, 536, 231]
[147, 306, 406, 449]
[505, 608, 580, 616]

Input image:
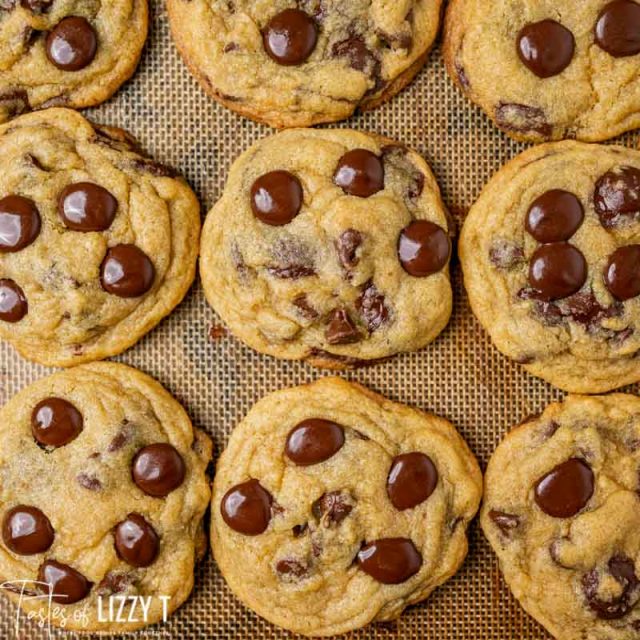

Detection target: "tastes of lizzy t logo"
[1, 580, 170, 638]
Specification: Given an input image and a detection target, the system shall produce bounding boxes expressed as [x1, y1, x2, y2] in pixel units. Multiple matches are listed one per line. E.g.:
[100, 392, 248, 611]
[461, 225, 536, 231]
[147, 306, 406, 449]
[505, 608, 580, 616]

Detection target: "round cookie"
[200, 128, 452, 369]
[482, 394, 640, 639]
[0, 1, 148, 123]
[0, 108, 200, 367]
[460, 141, 640, 393]
[167, 0, 444, 128]
[0, 362, 212, 633]
[444, 0, 640, 142]
[211, 377, 482, 636]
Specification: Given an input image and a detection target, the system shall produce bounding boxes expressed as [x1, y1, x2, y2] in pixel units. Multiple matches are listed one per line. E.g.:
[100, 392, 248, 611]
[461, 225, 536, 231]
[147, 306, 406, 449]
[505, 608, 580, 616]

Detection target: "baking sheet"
[2, 1, 637, 638]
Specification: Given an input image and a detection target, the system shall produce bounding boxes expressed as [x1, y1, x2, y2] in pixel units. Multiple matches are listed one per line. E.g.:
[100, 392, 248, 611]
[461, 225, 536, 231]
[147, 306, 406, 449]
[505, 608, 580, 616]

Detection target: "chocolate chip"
[334, 150, 384, 198]
[356, 281, 389, 332]
[58, 183, 117, 232]
[251, 171, 303, 226]
[0, 195, 41, 253]
[37, 560, 92, 604]
[77, 473, 101, 492]
[325, 308, 361, 344]
[526, 190, 584, 242]
[108, 421, 134, 452]
[489, 240, 524, 270]
[31, 398, 83, 448]
[528, 243, 587, 301]
[517, 20, 575, 78]
[534, 458, 594, 518]
[100, 244, 155, 298]
[595, 0, 640, 57]
[21, 0, 52, 13]
[565, 291, 622, 327]
[286, 419, 345, 466]
[46, 17, 97, 71]
[357, 538, 422, 584]
[332, 35, 380, 80]
[2, 506, 54, 555]
[605, 245, 640, 300]
[276, 558, 308, 580]
[114, 513, 159, 568]
[221, 479, 273, 536]
[292, 294, 318, 320]
[398, 220, 450, 277]
[292, 523, 308, 537]
[0, 279, 27, 322]
[263, 9, 317, 65]
[268, 236, 315, 278]
[595, 166, 640, 228]
[336, 229, 363, 271]
[488, 510, 520, 537]
[387, 452, 438, 511]
[583, 555, 640, 619]
[96, 571, 136, 597]
[132, 444, 185, 497]
[495, 103, 552, 138]
[312, 491, 353, 525]
[0, 89, 30, 119]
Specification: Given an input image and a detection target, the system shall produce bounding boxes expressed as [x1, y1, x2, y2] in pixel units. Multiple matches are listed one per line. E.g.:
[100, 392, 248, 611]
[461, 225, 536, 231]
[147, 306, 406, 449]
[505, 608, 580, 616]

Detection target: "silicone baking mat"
[1, 2, 637, 638]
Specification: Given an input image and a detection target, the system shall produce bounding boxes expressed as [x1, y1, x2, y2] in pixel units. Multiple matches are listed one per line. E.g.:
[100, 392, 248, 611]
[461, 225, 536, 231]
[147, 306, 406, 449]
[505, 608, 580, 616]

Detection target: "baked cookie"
[167, 0, 443, 128]
[445, 0, 640, 142]
[0, 108, 200, 367]
[0, 362, 212, 633]
[0, 1, 148, 124]
[200, 128, 452, 369]
[460, 141, 640, 393]
[483, 394, 640, 640]
[211, 377, 482, 636]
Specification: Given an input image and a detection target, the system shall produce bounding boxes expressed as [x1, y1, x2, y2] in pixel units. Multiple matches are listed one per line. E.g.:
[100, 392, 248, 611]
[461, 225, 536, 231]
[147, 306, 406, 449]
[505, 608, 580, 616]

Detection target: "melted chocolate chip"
[605, 245, 640, 300]
[0, 195, 41, 252]
[517, 20, 575, 78]
[489, 240, 524, 270]
[0, 89, 30, 120]
[77, 473, 101, 491]
[312, 491, 353, 525]
[336, 229, 363, 271]
[325, 308, 361, 344]
[332, 35, 380, 80]
[132, 444, 185, 497]
[595, 0, 640, 57]
[58, 183, 117, 232]
[334, 150, 384, 198]
[526, 190, 584, 242]
[45, 17, 97, 71]
[251, 171, 303, 226]
[31, 397, 83, 448]
[0, 279, 27, 322]
[398, 220, 450, 277]
[38, 560, 92, 604]
[96, 571, 135, 597]
[276, 558, 308, 579]
[534, 458, 594, 518]
[595, 166, 640, 227]
[583, 555, 640, 619]
[221, 479, 272, 535]
[2, 506, 54, 555]
[357, 538, 422, 584]
[285, 419, 345, 466]
[495, 103, 552, 138]
[528, 243, 587, 301]
[356, 281, 388, 332]
[488, 510, 521, 537]
[292, 294, 318, 320]
[114, 513, 159, 568]
[263, 9, 317, 65]
[22, 0, 52, 12]
[100, 244, 155, 298]
[387, 452, 438, 511]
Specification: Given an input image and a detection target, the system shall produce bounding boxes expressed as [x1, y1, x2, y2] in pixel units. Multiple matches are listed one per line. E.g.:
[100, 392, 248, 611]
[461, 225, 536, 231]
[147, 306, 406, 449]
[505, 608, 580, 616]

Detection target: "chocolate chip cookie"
[445, 0, 640, 142]
[0, 1, 148, 123]
[0, 362, 212, 633]
[200, 128, 452, 369]
[0, 108, 200, 367]
[211, 377, 482, 636]
[167, 0, 443, 128]
[460, 141, 640, 393]
[483, 394, 640, 639]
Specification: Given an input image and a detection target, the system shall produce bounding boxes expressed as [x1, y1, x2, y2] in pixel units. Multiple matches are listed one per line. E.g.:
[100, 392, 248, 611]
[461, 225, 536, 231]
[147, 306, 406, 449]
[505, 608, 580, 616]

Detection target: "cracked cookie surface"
[483, 394, 640, 640]
[460, 141, 640, 393]
[0, 108, 200, 367]
[0, 1, 148, 123]
[167, 0, 443, 128]
[211, 377, 482, 636]
[200, 128, 452, 369]
[0, 362, 212, 633]
[444, 0, 640, 142]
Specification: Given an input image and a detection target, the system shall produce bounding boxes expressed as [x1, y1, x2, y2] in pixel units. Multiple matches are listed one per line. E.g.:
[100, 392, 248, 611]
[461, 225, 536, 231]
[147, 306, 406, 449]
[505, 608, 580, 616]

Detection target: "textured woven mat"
[2, 1, 638, 638]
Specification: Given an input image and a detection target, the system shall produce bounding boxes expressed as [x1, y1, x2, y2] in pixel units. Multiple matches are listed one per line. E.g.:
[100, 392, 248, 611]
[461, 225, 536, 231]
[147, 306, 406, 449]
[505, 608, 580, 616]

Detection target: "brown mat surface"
[1, 2, 637, 638]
